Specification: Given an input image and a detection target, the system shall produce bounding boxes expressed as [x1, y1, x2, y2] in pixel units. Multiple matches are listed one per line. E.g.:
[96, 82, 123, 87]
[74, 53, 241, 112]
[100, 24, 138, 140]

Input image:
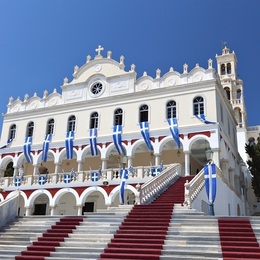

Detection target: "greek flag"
[139, 121, 153, 151]
[167, 118, 180, 149]
[119, 169, 128, 204]
[91, 172, 99, 182]
[152, 167, 161, 177]
[39, 174, 47, 185]
[23, 137, 33, 163]
[128, 165, 135, 175]
[90, 167, 101, 182]
[42, 134, 52, 162]
[71, 168, 77, 180]
[14, 177, 22, 187]
[63, 174, 71, 184]
[204, 163, 217, 204]
[65, 131, 74, 159]
[90, 128, 98, 156]
[196, 114, 216, 125]
[0, 138, 12, 149]
[113, 125, 125, 154]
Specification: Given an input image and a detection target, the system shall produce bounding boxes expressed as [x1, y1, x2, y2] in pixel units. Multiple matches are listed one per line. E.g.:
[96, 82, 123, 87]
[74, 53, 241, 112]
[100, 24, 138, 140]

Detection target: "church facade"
[0, 45, 253, 216]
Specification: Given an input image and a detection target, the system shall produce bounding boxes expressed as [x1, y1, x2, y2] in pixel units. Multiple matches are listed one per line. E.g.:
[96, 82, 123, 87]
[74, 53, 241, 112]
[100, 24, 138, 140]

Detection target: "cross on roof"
[95, 45, 104, 56]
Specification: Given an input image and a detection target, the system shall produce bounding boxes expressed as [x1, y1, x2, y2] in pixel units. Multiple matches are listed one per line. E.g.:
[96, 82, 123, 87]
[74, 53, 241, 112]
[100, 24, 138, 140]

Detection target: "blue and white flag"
[90, 167, 101, 182]
[113, 125, 125, 154]
[128, 165, 135, 175]
[91, 172, 99, 182]
[0, 138, 12, 149]
[14, 177, 22, 187]
[23, 136, 33, 163]
[71, 168, 76, 180]
[119, 169, 128, 204]
[139, 121, 153, 151]
[90, 128, 98, 156]
[65, 131, 74, 160]
[39, 174, 47, 185]
[41, 134, 52, 162]
[204, 163, 217, 204]
[151, 167, 162, 177]
[167, 118, 181, 149]
[196, 114, 216, 125]
[63, 174, 71, 184]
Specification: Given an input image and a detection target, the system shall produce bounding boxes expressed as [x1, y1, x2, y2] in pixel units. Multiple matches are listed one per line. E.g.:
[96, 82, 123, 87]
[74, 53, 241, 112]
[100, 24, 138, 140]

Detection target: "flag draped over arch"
[23, 136, 33, 163]
[90, 128, 98, 156]
[139, 121, 153, 151]
[113, 125, 125, 154]
[65, 131, 74, 160]
[42, 134, 52, 162]
[167, 118, 180, 149]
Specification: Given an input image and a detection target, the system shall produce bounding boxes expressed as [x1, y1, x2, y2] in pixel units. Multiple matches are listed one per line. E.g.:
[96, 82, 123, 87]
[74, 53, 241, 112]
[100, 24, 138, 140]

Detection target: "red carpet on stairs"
[218, 218, 260, 260]
[15, 216, 84, 260]
[99, 176, 193, 260]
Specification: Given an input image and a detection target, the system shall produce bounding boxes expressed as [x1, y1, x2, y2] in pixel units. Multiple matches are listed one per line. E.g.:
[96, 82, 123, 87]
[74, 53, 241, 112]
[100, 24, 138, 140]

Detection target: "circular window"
[91, 82, 103, 95]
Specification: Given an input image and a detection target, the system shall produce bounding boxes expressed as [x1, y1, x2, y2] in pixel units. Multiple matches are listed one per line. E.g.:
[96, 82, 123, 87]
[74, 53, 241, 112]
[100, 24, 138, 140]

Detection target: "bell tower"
[216, 46, 247, 129]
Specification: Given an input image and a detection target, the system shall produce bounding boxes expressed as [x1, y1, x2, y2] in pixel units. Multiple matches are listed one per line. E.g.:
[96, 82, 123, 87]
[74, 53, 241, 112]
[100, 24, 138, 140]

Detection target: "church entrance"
[33, 204, 47, 215]
[82, 202, 94, 214]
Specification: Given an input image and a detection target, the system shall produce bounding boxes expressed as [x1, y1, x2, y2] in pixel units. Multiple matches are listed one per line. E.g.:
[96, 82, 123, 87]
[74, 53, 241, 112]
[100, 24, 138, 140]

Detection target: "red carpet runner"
[15, 216, 83, 260]
[99, 176, 193, 260]
[218, 218, 260, 260]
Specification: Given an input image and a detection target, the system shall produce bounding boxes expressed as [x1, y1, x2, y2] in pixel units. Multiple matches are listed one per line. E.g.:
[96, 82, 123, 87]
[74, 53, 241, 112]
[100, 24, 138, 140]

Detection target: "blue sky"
[0, 0, 259, 130]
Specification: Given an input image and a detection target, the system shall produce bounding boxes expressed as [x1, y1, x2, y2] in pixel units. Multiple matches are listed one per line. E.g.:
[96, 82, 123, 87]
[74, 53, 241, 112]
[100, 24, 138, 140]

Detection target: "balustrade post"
[183, 180, 191, 208]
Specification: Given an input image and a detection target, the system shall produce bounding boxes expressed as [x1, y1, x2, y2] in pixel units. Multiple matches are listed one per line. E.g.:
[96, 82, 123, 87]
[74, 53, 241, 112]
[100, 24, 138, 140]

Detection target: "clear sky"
[0, 0, 259, 132]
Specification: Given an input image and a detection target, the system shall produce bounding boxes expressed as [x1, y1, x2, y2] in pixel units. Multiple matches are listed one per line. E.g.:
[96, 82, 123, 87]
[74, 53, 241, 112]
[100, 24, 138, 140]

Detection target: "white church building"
[0, 45, 256, 217]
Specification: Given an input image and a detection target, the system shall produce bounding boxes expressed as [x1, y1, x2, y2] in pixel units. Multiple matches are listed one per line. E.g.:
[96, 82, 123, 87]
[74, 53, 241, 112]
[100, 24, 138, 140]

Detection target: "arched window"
[237, 89, 242, 100]
[114, 108, 123, 125]
[9, 124, 16, 140]
[227, 63, 231, 74]
[139, 104, 149, 122]
[4, 162, 14, 177]
[193, 96, 204, 115]
[224, 87, 231, 100]
[27, 121, 34, 137]
[90, 112, 99, 129]
[166, 100, 176, 118]
[67, 115, 76, 132]
[47, 118, 55, 135]
[221, 64, 226, 75]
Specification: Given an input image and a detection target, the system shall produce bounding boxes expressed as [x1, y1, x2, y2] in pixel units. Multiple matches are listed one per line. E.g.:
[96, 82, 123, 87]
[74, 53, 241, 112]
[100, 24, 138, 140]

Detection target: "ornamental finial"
[95, 45, 104, 57]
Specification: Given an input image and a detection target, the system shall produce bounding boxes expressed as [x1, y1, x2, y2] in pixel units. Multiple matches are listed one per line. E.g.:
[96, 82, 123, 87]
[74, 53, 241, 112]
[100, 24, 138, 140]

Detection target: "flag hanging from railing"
[113, 125, 125, 154]
[14, 173, 23, 187]
[63, 173, 71, 184]
[196, 114, 217, 125]
[128, 165, 135, 176]
[90, 128, 98, 156]
[167, 118, 180, 149]
[119, 169, 128, 204]
[204, 163, 217, 204]
[0, 138, 12, 149]
[139, 121, 153, 151]
[23, 136, 33, 163]
[38, 173, 47, 185]
[65, 131, 74, 160]
[90, 167, 101, 182]
[42, 134, 52, 162]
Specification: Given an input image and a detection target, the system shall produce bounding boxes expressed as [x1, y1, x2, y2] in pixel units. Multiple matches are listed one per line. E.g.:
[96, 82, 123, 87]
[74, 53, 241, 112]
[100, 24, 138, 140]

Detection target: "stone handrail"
[0, 190, 19, 227]
[183, 166, 224, 208]
[183, 169, 205, 208]
[138, 163, 181, 205]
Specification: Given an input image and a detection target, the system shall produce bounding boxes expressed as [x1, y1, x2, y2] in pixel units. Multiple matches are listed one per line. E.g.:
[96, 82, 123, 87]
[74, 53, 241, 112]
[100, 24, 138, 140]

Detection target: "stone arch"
[79, 186, 109, 206]
[0, 155, 15, 169]
[108, 184, 137, 205]
[26, 189, 53, 208]
[51, 188, 80, 207]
